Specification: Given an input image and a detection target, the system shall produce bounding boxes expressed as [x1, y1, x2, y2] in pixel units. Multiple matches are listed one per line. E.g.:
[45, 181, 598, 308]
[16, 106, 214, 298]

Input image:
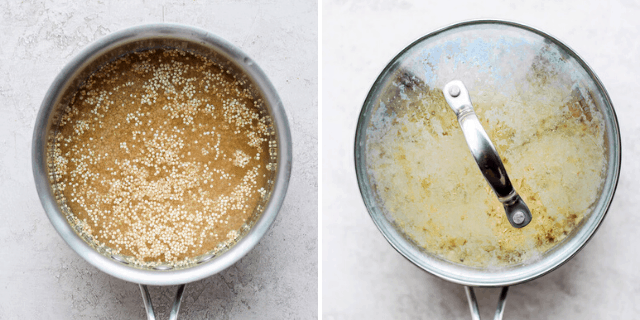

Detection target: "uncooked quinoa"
[365, 71, 607, 268]
[48, 48, 277, 266]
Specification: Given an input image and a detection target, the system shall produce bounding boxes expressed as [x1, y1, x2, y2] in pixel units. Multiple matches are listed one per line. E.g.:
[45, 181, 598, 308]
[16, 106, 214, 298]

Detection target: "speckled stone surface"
[0, 1, 317, 319]
[323, 0, 640, 319]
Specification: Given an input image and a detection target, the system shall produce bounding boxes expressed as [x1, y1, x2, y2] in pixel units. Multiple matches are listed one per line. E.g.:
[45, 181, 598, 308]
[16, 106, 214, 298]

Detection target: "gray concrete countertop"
[0, 1, 317, 319]
[323, 0, 640, 319]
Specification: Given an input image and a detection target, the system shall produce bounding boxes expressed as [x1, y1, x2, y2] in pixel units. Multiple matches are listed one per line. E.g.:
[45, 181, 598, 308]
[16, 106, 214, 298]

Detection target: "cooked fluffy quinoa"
[366, 73, 607, 267]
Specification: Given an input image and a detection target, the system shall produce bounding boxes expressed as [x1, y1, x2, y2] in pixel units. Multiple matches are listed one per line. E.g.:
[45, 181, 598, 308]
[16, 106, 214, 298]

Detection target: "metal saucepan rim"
[32, 23, 292, 286]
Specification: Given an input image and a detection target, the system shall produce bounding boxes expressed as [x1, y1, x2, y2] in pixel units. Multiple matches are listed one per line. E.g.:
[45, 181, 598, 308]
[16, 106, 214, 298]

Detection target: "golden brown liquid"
[50, 48, 276, 264]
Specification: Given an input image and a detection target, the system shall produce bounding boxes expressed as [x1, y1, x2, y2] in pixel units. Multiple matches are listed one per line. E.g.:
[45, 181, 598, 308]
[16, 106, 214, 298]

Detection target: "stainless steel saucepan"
[32, 24, 292, 319]
[355, 20, 620, 319]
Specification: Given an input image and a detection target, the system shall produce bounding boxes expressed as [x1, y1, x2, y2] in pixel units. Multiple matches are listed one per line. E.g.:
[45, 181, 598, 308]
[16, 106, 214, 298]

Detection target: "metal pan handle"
[139, 284, 186, 320]
[442, 80, 532, 228]
[465, 286, 509, 320]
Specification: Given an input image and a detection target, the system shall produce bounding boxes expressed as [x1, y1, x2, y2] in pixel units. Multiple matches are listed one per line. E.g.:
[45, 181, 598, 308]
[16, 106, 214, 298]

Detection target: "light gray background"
[323, 0, 639, 319]
[0, 0, 317, 319]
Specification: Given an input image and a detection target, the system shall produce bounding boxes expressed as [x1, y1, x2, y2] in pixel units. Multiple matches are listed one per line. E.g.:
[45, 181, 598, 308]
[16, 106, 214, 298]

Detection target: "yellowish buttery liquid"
[366, 73, 606, 267]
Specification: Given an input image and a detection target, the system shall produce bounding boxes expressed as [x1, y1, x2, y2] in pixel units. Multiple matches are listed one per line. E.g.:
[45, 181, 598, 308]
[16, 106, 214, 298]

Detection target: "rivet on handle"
[449, 85, 461, 97]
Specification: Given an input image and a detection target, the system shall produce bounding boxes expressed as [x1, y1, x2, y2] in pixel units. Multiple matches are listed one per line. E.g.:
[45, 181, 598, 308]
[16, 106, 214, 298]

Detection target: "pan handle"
[464, 286, 509, 320]
[139, 284, 186, 320]
[442, 80, 532, 228]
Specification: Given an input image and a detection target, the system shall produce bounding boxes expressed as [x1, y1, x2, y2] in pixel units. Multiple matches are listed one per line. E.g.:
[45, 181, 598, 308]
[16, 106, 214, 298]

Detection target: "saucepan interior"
[32, 24, 292, 286]
[354, 20, 620, 287]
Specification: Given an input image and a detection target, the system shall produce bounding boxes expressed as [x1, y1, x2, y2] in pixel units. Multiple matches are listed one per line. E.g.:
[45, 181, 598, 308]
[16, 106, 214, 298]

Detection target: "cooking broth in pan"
[48, 48, 277, 267]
